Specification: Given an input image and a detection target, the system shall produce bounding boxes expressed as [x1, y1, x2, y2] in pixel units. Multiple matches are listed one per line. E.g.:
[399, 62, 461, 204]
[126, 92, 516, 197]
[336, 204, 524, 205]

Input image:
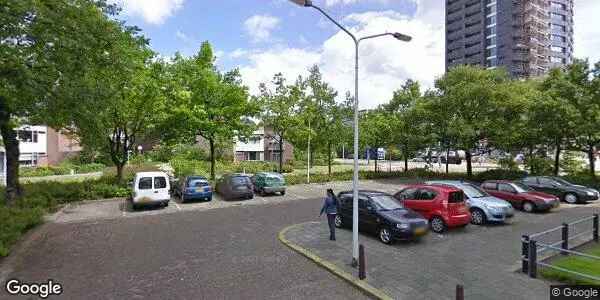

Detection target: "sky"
[110, 0, 600, 109]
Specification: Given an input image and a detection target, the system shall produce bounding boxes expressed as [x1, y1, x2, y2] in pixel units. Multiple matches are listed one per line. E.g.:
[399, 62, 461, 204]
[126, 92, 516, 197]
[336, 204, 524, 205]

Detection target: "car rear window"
[231, 176, 250, 185]
[188, 178, 209, 187]
[482, 182, 497, 190]
[154, 177, 167, 189]
[139, 177, 153, 190]
[448, 191, 464, 203]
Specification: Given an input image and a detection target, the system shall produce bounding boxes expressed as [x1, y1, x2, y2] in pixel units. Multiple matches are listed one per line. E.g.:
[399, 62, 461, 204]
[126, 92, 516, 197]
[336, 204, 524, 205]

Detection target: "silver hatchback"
[426, 180, 515, 225]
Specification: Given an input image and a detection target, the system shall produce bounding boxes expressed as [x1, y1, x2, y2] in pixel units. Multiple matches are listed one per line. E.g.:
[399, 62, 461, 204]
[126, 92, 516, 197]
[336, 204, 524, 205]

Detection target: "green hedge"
[170, 159, 291, 178]
[283, 168, 529, 185]
[0, 206, 44, 257]
[20, 163, 106, 178]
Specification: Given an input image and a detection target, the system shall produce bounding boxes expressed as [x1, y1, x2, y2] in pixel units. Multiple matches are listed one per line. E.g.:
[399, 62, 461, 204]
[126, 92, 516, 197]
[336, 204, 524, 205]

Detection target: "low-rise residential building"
[0, 125, 81, 167]
[233, 125, 293, 164]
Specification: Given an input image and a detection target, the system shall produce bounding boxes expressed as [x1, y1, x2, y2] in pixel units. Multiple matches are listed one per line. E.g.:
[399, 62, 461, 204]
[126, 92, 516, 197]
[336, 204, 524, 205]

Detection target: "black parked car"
[216, 173, 254, 201]
[522, 176, 600, 204]
[335, 190, 429, 244]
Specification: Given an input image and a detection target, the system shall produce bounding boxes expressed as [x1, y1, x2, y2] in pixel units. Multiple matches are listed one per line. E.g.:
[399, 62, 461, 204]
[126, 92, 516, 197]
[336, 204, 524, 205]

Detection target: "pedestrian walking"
[320, 189, 338, 241]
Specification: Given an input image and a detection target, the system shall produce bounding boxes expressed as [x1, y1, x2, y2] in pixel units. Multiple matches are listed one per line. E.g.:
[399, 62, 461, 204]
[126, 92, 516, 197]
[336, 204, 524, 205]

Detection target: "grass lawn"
[541, 243, 600, 285]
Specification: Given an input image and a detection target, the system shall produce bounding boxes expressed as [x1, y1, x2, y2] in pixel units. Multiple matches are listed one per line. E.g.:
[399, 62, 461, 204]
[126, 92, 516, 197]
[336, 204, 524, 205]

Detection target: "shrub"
[472, 169, 528, 182]
[525, 156, 554, 175]
[73, 163, 105, 174]
[561, 151, 585, 175]
[0, 206, 44, 257]
[498, 157, 519, 170]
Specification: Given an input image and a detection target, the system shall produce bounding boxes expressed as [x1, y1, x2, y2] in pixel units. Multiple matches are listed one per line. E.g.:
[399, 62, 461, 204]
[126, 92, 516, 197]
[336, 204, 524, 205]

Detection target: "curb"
[278, 223, 393, 300]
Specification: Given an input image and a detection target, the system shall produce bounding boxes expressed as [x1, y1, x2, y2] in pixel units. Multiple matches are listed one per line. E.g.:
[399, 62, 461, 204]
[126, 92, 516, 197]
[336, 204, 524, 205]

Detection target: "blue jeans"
[327, 214, 336, 240]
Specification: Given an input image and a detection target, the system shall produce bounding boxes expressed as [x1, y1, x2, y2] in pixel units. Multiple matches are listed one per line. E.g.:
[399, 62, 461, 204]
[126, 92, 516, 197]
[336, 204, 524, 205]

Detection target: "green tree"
[165, 42, 258, 180]
[434, 65, 512, 176]
[258, 73, 299, 172]
[384, 80, 429, 172]
[0, 0, 127, 203]
[66, 29, 163, 182]
[359, 110, 394, 172]
[539, 68, 579, 175]
[562, 60, 600, 177]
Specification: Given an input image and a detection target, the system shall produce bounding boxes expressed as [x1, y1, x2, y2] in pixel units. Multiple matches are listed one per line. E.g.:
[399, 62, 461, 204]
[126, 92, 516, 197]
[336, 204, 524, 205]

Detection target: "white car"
[130, 172, 171, 210]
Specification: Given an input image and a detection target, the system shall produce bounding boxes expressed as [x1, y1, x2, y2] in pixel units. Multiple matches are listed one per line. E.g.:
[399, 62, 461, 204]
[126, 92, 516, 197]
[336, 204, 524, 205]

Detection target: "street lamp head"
[393, 32, 412, 42]
[289, 0, 312, 6]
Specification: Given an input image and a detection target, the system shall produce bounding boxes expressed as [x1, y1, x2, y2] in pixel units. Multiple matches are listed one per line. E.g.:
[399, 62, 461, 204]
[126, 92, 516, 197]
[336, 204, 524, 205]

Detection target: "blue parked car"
[173, 176, 212, 203]
[426, 180, 514, 225]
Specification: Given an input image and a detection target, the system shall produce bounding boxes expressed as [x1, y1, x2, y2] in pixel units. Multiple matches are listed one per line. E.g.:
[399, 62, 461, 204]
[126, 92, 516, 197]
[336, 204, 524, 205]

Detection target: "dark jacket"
[320, 196, 338, 215]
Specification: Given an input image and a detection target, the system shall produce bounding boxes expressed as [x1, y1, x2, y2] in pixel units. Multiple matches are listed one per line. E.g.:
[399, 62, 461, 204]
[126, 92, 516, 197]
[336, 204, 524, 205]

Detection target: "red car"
[393, 184, 471, 233]
[481, 180, 560, 213]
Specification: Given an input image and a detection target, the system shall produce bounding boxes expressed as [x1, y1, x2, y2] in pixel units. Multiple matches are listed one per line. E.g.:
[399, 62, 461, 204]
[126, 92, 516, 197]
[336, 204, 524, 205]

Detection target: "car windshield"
[461, 184, 489, 198]
[371, 195, 404, 210]
[513, 182, 532, 193]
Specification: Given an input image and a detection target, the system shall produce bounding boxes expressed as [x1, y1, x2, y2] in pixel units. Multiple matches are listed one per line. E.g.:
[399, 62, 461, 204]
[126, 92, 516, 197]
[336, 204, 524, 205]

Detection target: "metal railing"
[522, 214, 600, 281]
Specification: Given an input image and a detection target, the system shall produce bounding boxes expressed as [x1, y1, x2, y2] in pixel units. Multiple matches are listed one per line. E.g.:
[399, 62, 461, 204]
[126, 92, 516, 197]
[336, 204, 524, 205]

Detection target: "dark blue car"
[173, 176, 212, 203]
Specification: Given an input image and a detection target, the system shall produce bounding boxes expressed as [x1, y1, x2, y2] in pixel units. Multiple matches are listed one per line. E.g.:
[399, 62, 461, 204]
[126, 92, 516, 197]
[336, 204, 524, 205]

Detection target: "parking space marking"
[173, 200, 182, 210]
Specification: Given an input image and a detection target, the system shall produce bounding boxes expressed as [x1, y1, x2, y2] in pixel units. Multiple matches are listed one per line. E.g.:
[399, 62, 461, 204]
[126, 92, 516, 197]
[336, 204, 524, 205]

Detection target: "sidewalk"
[281, 221, 553, 300]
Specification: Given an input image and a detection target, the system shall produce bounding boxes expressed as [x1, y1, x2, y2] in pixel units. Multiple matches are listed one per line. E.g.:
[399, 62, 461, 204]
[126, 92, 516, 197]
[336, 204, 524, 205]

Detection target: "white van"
[131, 172, 171, 209]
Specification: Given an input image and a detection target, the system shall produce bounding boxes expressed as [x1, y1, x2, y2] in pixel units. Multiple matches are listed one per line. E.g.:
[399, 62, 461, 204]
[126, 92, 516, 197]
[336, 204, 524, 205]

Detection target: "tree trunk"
[278, 136, 284, 173]
[209, 138, 216, 180]
[327, 141, 332, 176]
[528, 146, 534, 174]
[465, 150, 473, 177]
[115, 162, 125, 183]
[403, 145, 408, 172]
[0, 98, 21, 205]
[374, 155, 378, 172]
[554, 140, 561, 176]
[588, 144, 596, 177]
[446, 147, 450, 174]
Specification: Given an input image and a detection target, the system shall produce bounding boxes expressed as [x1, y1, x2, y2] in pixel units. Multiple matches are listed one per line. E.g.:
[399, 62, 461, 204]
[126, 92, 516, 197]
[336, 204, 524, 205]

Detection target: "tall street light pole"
[289, 0, 411, 267]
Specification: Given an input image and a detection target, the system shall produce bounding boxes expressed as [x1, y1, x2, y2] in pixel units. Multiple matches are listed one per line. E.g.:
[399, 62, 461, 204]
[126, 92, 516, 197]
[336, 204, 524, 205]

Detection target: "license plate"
[195, 188, 203, 192]
[415, 227, 426, 235]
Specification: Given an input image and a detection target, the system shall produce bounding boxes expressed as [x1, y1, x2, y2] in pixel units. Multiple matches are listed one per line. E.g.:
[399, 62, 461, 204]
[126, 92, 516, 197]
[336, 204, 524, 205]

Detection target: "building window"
[551, 1, 566, 10]
[17, 130, 38, 143]
[248, 152, 258, 161]
[551, 46, 565, 53]
[550, 56, 565, 64]
[551, 35, 566, 42]
[551, 23, 566, 32]
[486, 36, 497, 47]
[550, 12, 565, 22]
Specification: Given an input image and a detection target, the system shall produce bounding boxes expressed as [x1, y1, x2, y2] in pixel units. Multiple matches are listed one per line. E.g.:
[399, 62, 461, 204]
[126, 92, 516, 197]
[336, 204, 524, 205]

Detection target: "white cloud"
[244, 15, 281, 43]
[240, 7, 444, 109]
[229, 48, 249, 59]
[112, 0, 184, 25]
[574, 0, 600, 63]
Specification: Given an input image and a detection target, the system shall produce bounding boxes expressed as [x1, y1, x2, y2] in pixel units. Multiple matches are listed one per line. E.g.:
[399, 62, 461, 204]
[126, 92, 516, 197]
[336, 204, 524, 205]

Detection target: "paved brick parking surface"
[284, 204, 600, 300]
[4, 178, 600, 299]
[47, 179, 407, 224]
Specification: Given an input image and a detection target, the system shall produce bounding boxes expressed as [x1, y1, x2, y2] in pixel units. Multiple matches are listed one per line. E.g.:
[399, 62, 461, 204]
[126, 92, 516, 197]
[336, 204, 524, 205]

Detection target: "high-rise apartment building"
[445, 0, 574, 78]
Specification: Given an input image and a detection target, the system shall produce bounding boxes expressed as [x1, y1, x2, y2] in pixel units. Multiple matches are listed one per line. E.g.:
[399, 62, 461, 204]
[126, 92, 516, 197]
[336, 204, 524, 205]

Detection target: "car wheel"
[378, 227, 393, 244]
[207, 196, 212, 202]
[280, 191, 286, 196]
[334, 215, 343, 228]
[470, 208, 486, 225]
[430, 216, 447, 233]
[523, 201, 535, 213]
[564, 193, 579, 204]
[260, 189, 266, 197]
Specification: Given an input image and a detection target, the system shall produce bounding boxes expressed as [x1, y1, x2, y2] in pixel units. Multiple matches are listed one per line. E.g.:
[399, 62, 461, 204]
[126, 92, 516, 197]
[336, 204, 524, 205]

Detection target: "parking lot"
[47, 179, 408, 224]
[3, 178, 600, 299]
